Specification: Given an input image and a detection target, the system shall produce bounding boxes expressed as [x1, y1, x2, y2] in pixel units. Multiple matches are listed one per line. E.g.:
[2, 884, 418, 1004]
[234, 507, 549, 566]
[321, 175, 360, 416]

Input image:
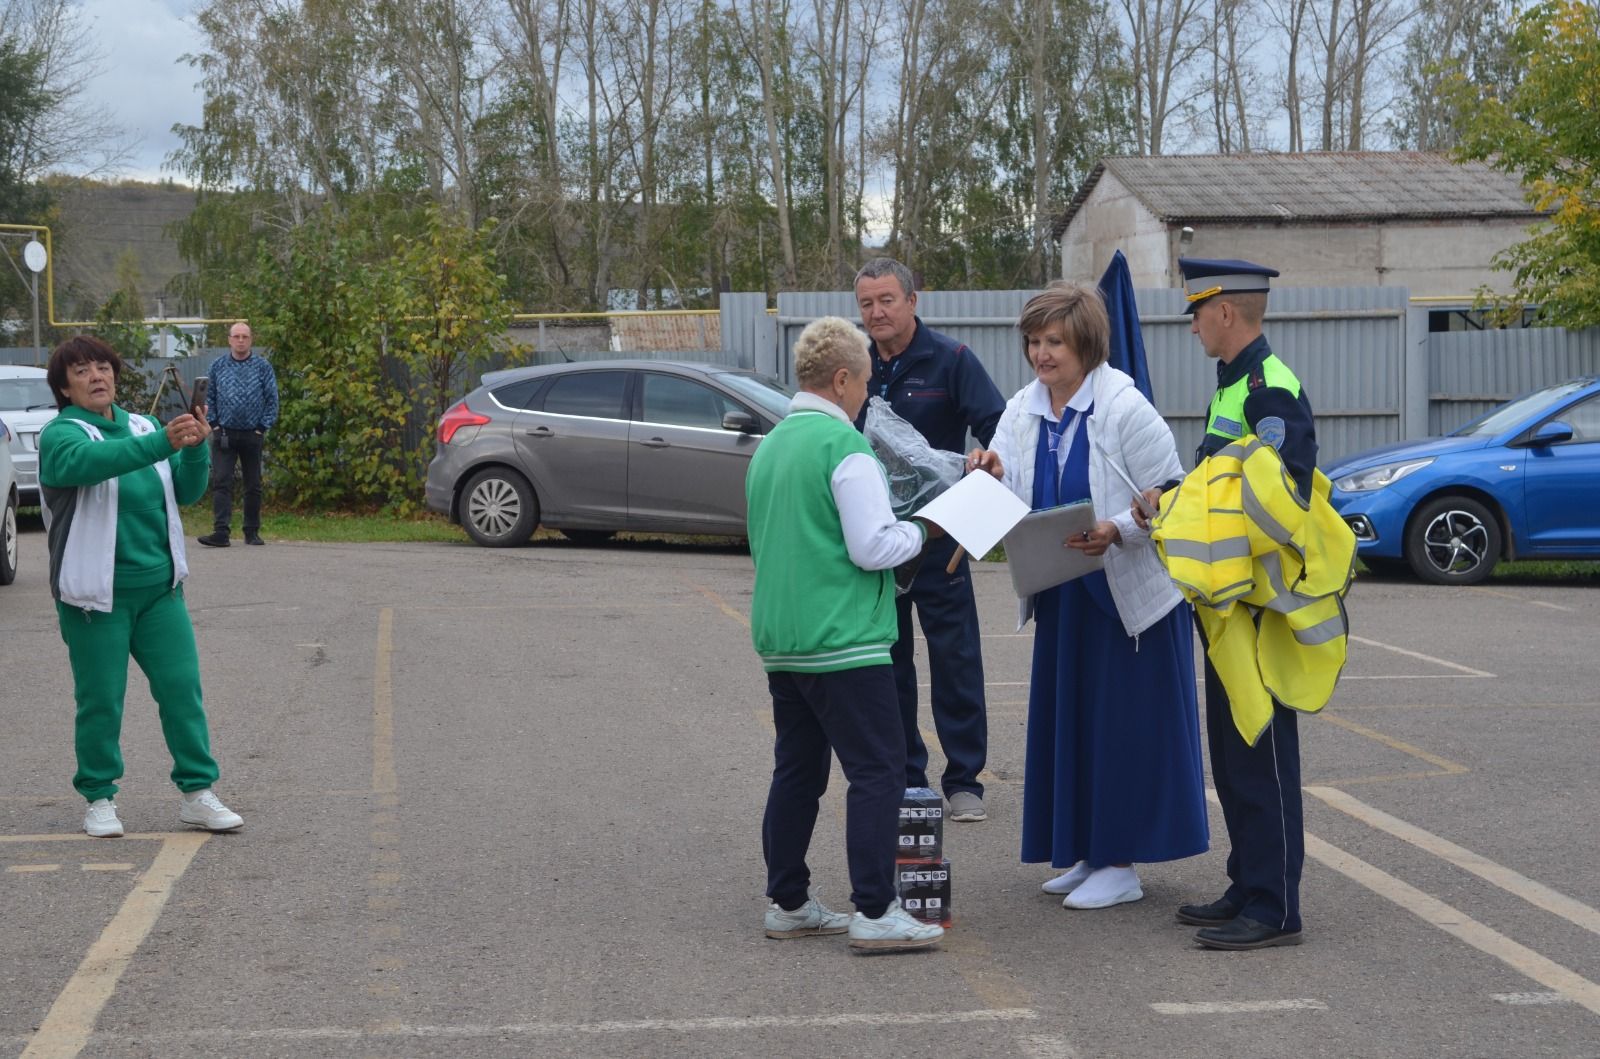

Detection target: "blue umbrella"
[1098, 250, 1153, 401]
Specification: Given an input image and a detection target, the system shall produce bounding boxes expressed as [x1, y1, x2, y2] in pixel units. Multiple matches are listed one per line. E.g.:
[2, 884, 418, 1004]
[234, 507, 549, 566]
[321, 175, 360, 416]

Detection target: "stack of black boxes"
[896, 787, 952, 926]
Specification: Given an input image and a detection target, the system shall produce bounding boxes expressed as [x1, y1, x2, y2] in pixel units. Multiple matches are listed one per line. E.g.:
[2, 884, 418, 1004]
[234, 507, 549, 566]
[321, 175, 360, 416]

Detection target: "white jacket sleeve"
[831, 451, 927, 571]
[1107, 389, 1185, 549]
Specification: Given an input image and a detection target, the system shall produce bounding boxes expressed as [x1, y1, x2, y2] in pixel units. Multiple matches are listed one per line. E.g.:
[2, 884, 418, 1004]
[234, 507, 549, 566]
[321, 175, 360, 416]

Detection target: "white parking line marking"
[83, 1008, 1040, 1044]
[1348, 635, 1495, 678]
[6, 864, 60, 873]
[1529, 601, 1574, 612]
[1014, 1032, 1081, 1058]
[1494, 992, 1573, 1006]
[80, 864, 135, 873]
[1339, 674, 1491, 681]
[1308, 787, 1600, 938]
[1150, 999, 1328, 1015]
[22, 832, 209, 1059]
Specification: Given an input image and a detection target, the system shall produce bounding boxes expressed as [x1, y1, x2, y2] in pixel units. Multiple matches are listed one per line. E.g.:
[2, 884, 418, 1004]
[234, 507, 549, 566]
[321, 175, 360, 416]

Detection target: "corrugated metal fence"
[727, 288, 1600, 466]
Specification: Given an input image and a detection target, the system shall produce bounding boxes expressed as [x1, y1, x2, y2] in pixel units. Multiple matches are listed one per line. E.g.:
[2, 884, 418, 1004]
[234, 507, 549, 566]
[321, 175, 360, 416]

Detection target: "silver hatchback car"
[425, 360, 793, 546]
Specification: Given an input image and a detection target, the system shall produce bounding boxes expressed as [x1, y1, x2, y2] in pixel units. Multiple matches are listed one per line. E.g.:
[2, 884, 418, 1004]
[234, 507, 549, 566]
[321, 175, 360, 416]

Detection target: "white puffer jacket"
[993, 364, 1185, 637]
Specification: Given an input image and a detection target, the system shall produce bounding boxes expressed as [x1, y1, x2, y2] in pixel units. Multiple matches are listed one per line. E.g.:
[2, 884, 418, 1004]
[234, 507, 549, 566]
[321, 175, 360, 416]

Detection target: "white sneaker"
[179, 789, 243, 831]
[83, 799, 124, 838]
[1062, 865, 1143, 909]
[1041, 861, 1092, 895]
[764, 894, 851, 939]
[847, 898, 944, 952]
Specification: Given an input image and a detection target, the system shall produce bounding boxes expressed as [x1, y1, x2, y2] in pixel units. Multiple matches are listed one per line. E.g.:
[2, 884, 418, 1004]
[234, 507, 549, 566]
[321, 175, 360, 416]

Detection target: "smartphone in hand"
[189, 377, 208, 419]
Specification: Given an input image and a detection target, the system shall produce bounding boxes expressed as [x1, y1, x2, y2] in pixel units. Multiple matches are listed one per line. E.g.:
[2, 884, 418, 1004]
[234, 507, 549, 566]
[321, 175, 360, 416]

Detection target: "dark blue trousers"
[763, 666, 905, 919]
[1203, 655, 1304, 932]
[892, 536, 987, 797]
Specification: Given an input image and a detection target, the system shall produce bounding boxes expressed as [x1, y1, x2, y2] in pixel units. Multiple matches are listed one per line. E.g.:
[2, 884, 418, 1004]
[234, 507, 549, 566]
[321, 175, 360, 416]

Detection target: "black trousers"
[763, 666, 905, 919]
[210, 429, 265, 536]
[1203, 654, 1305, 932]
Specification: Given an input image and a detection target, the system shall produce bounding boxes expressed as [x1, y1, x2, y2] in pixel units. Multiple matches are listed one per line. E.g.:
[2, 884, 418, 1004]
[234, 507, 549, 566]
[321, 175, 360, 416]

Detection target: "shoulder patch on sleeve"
[1257, 416, 1286, 450]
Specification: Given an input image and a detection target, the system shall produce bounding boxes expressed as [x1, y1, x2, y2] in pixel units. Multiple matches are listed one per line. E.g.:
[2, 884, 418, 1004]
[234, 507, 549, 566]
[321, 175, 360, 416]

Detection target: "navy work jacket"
[858, 318, 1005, 453]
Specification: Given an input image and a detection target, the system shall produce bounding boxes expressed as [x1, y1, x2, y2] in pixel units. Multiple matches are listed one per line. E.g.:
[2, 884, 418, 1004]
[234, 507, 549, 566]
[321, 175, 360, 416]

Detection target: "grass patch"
[179, 504, 468, 543]
[1355, 557, 1600, 583]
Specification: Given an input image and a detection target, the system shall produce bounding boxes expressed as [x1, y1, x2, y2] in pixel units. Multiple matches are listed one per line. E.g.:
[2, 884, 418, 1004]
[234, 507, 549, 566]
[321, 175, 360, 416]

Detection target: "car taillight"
[438, 401, 490, 444]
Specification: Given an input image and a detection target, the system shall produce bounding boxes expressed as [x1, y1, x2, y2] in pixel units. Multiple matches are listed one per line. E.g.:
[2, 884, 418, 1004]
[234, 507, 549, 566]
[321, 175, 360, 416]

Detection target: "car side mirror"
[1530, 420, 1574, 446]
[722, 410, 760, 434]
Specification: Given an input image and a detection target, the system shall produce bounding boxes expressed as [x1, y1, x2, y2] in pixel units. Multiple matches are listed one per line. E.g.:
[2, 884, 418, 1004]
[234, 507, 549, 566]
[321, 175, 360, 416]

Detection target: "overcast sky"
[78, 0, 205, 181]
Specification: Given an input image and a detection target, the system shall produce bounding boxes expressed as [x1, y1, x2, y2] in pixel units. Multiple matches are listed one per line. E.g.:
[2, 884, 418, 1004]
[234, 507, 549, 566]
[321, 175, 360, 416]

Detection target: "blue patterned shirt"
[207, 352, 279, 431]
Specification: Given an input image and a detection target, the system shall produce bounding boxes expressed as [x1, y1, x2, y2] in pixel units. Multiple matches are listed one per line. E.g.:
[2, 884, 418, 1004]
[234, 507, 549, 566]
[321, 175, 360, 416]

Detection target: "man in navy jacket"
[853, 258, 1005, 822]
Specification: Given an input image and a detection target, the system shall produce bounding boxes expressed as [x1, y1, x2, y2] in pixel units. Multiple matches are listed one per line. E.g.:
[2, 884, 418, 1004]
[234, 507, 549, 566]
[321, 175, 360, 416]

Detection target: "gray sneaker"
[848, 899, 944, 952]
[765, 894, 850, 939]
[947, 791, 986, 822]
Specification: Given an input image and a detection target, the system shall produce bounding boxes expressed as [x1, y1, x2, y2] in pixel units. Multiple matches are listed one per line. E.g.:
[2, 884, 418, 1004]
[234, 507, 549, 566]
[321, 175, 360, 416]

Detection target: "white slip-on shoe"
[1062, 865, 1143, 909]
[847, 899, 944, 953]
[83, 799, 124, 838]
[179, 789, 243, 831]
[1041, 861, 1092, 895]
[764, 894, 851, 939]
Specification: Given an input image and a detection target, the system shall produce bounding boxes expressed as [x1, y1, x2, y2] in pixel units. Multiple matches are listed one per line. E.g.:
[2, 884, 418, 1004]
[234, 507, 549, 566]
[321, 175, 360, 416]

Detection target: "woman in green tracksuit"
[40, 335, 243, 838]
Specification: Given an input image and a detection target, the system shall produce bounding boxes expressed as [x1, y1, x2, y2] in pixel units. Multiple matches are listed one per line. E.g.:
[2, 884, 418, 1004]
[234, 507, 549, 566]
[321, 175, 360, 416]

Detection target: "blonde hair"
[1017, 281, 1110, 373]
[794, 316, 870, 388]
[1219, 291, 1267, 325]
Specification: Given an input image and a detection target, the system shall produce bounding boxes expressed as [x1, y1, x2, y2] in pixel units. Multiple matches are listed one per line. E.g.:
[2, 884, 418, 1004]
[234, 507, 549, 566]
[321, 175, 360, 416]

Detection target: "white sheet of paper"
[913, 470, 1031, 560]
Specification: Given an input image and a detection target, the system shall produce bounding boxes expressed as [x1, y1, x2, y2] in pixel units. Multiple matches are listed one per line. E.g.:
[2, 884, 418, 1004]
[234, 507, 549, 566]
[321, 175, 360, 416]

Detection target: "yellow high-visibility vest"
[1152, 437, 1356, 745]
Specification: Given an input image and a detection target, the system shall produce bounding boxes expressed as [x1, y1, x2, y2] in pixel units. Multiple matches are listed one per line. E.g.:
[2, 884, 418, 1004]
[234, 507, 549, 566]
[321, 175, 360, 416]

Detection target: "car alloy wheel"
[0, 492, 16, 585]
[1405, 495, 1500, 586]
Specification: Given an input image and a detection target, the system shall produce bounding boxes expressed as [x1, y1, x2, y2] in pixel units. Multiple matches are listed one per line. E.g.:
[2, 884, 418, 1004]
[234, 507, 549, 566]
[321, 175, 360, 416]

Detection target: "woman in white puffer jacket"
[979, 282, 1208, 911]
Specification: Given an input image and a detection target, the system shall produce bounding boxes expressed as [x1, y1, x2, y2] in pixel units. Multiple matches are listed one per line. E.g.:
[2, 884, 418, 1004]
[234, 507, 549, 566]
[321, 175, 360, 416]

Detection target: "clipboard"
[1003, 500, 1103, 596]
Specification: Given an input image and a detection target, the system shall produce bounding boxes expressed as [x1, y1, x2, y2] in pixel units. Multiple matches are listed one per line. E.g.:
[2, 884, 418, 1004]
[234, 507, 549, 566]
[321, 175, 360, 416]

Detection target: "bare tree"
[1118, 0, 1208, 154]
[1209, 0, 1258, 152]
[1262, 0, 1312, 150]
[732, 0, 798, 288]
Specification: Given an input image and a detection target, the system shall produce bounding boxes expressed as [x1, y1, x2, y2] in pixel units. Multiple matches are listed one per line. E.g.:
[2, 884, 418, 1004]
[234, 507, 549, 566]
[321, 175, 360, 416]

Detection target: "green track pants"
[58, 581, 220, 802]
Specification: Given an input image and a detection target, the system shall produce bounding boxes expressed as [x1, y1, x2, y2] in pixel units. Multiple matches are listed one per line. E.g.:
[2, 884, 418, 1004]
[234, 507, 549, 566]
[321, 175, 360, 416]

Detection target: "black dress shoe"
[1195, 915, 1303, 950]
[245, 534, 265, 545]
[197, 533, 230, 548]
[1176, 897, 1241, 926]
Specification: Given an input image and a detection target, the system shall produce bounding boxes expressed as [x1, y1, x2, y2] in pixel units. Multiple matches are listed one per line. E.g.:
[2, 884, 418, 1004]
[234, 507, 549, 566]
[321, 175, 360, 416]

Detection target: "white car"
[0, 415, 16, 584]
[0, 365, 57, 506]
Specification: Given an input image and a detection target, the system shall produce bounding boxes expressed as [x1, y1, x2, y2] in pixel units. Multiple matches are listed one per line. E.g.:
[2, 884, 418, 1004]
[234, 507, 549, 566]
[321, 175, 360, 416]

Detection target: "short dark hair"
[853, 257, 915, 297]
[1017, 281, 1110, 374]
[47, 335, 124, 410]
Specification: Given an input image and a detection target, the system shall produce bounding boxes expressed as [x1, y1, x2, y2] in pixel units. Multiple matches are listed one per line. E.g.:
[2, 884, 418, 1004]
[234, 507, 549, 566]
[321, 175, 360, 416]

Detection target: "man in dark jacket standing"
[198, 322, 278, 548]
[853, 257, 1005, 823]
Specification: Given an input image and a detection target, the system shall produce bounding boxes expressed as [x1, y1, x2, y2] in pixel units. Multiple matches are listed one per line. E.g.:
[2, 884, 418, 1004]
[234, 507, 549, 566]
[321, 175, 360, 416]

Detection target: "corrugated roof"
[1054, 152, 1540, 236]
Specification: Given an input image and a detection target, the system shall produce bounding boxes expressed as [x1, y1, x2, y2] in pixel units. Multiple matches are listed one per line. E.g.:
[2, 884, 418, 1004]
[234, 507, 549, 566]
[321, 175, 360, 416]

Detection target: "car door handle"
[524, 426, 554, 438]
[639, 437, 670, 449]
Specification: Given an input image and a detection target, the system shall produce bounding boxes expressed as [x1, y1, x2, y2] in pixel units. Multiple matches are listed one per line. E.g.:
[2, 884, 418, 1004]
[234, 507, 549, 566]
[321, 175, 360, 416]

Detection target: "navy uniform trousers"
[1202, 651, 1304, 932]
[893, 534, 987, 798]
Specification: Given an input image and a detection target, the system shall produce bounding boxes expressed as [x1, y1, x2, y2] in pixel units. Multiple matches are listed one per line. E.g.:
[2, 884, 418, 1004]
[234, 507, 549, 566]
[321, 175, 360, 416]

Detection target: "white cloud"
[76, 0, 205, 181]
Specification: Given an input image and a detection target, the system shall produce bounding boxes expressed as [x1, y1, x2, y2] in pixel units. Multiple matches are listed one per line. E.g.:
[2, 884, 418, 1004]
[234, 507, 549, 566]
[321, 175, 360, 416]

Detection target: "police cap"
[1178, 257, 1279, 314]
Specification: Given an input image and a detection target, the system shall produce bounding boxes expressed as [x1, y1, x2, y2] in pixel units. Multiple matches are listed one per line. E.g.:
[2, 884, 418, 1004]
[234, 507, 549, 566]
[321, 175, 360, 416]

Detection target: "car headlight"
[1333, 458, 1434, 493]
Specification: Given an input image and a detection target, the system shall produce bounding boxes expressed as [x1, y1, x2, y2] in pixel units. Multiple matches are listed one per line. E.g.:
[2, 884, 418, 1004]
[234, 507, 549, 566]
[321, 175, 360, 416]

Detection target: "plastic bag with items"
[862, 396, 966, 518]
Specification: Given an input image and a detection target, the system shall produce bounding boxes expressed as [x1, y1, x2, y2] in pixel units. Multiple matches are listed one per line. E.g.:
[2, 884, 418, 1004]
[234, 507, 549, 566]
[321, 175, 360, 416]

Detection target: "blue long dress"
[1018, 407, 1209, 868]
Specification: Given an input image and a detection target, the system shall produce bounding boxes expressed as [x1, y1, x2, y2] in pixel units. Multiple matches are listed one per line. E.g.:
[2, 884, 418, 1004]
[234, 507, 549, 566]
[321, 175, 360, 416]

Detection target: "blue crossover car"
[1327, 377, 1600, 584]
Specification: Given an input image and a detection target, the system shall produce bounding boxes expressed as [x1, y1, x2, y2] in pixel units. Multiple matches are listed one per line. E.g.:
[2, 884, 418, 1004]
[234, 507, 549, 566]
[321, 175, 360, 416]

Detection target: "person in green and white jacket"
[746, 316, 1002, 953]
[40, 336, 243, 838]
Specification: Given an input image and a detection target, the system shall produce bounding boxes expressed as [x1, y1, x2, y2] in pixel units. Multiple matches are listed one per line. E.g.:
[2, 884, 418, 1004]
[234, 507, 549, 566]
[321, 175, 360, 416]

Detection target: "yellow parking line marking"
[80, 864, 135, 873]
[1307, 787, 1600, 937]
[1319, 715, 1468, 776]
[1014, 1034, 1081, 1059]
[1207, 791, 1600, 1016]
[1333, 702, 1599, 711]
[7, 864, 60, 873]
[373, 608, 396, 797]
[683, 579, 750, 628]
[405, 602, 699, 612]
[1348, 635, 1495, 678]
[22, 832, 208, 1059]
[1529, 600, 1575, 612]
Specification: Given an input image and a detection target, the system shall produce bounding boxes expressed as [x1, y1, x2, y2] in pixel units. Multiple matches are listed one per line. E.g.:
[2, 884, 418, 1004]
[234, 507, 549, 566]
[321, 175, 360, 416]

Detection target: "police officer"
[853, 257, 1005, 823]
[1135, 258, 1316, 949]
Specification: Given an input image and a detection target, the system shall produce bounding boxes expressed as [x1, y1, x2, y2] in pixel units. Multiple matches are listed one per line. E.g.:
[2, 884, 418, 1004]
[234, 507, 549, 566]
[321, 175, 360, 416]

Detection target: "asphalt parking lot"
[1, 521, 1597, 1059]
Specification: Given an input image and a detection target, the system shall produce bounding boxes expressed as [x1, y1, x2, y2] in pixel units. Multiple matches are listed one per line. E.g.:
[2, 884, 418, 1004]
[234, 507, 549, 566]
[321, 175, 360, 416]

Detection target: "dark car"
[1327, 376, 1600, 584]
[425, 360, 793, 546]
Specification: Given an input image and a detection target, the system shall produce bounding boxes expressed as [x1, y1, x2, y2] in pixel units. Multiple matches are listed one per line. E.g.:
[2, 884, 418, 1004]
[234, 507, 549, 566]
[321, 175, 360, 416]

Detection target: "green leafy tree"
[1451, 0, 1600, 327]
[238, 205, 520, 513]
